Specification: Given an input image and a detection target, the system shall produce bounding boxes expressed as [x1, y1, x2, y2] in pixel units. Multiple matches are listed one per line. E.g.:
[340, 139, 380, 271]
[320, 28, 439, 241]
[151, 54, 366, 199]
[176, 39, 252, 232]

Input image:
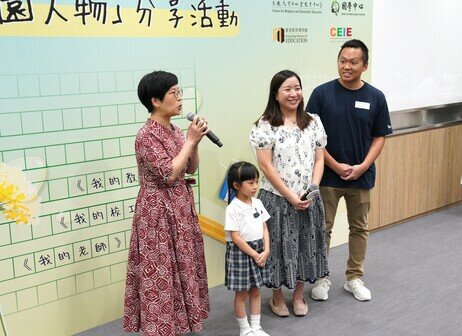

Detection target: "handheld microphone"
[186, 112, 223, 147]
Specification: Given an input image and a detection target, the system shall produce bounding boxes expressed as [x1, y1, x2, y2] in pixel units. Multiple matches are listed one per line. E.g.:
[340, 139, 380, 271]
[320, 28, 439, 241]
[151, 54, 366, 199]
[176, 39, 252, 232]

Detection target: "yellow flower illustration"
[0, 163, 40, 225]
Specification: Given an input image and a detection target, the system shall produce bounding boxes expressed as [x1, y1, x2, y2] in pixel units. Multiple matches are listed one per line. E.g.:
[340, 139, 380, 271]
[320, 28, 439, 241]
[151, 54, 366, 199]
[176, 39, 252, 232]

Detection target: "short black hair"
[227, 161, 259, 204]
[338, 39, 369, 64]
[137, 70, 178, 113]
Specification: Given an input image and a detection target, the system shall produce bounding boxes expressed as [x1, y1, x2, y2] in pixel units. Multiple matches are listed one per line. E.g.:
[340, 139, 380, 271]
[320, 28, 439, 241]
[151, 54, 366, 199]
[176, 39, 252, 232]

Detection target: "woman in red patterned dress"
[123, 71, 210, 335]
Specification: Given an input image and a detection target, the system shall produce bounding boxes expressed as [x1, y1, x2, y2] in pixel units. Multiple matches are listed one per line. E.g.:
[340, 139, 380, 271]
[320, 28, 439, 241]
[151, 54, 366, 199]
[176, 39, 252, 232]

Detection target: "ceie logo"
[330, 27, 352, 37]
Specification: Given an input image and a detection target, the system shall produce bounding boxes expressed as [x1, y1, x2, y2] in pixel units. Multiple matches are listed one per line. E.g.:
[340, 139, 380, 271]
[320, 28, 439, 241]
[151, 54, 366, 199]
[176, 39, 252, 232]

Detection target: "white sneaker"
[344, 278, 372, 301]
[311, 277, 331, 300]
[240, 329, 256, 336]
[251, 326, 270, 336]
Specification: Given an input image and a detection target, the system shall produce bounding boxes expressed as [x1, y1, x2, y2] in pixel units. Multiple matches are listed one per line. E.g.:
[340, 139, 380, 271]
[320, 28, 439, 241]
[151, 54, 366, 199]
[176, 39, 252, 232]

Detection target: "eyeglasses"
[172, 87, 183, 99]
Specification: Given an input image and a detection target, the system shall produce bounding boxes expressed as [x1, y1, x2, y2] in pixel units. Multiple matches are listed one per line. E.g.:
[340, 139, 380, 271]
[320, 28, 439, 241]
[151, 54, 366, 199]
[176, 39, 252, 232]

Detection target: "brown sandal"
[269, 298, 290, 317]
[292, 298, 309, 316]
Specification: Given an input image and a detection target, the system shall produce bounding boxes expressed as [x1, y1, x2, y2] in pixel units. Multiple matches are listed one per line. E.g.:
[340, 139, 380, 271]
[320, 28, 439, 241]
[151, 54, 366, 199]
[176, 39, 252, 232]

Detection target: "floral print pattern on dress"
[250, 113, 327, 196]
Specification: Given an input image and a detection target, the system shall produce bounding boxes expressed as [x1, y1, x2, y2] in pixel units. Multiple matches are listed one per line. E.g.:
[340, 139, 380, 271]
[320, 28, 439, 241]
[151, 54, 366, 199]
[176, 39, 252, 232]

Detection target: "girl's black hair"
[227, 161, 259, 204]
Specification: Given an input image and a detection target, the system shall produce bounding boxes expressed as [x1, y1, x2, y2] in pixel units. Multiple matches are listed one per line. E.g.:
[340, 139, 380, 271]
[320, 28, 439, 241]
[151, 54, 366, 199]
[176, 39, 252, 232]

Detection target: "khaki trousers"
[320, 186, 370, 281]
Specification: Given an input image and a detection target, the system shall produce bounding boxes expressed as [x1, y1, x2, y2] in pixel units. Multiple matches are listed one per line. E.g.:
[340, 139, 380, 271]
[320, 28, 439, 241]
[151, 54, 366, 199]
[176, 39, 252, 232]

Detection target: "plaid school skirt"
[225, 239, 271, 291]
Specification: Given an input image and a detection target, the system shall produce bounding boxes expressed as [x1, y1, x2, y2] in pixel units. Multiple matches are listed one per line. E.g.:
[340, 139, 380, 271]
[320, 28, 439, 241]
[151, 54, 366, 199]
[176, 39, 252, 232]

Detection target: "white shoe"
[344, 278, 371, 301]
[311, 277, 331, 301]
[251, 326, 270, 336]
[240, 329, 256, 336]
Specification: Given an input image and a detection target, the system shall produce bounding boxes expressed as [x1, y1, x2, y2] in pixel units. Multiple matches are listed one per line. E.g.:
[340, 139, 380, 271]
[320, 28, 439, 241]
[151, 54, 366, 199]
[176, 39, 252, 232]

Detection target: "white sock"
[237, 316, 251, 332]
[249, 314, 261, 329]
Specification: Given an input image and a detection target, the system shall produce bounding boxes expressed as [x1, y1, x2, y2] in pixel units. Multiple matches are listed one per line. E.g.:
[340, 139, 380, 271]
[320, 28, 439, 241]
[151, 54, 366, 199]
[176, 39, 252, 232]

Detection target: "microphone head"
[186, 112, 196, 121]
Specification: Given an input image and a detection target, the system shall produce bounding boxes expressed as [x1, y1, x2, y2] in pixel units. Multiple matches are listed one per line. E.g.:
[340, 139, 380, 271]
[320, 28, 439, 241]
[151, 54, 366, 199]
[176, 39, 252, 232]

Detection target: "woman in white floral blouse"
[250, 70, 329, 317]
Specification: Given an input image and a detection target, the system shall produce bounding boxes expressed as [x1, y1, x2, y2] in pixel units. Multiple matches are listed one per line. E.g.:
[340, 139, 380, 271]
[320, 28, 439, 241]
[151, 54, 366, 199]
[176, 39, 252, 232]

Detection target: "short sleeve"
[371, 91, 393, 137]
[311, 114, 327, 148]
[249, 119, 276, 152]
[224, 205, 240, 232]
[306, 87, 323, 117]
[134, 125, 185, 182]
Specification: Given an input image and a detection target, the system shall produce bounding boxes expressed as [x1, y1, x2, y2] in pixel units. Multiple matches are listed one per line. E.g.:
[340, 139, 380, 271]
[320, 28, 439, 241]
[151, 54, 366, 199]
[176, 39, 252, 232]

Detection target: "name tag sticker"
[355, 101, 370, 110]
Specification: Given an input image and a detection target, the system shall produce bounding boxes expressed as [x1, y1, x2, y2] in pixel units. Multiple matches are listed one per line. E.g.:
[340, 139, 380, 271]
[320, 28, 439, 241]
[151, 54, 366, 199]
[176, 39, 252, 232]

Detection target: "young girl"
[225, 161, 271, 336]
